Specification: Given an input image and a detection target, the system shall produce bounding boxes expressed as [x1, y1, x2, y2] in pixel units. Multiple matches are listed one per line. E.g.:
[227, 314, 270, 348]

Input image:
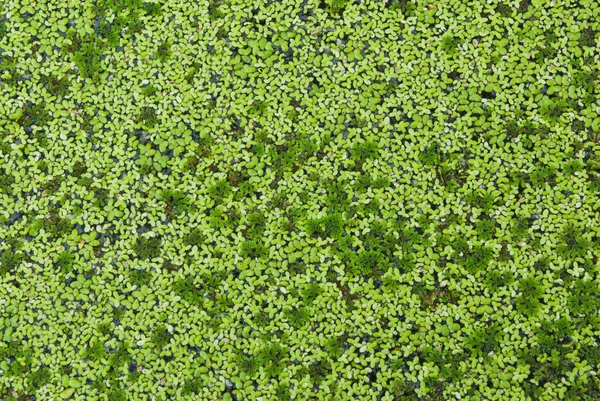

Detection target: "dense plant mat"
[1, 0, 600, 399]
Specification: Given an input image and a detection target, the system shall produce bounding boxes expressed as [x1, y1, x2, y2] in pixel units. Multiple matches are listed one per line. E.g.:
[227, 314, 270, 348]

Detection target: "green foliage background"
[1, 0, 600, 399]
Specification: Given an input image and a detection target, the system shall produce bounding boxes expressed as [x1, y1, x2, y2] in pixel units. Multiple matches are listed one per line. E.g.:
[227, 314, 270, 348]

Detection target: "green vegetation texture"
[1, 0, 600, 400]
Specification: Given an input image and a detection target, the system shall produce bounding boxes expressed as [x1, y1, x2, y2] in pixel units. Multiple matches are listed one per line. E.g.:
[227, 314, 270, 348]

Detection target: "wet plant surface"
[1, 0, 600, 400]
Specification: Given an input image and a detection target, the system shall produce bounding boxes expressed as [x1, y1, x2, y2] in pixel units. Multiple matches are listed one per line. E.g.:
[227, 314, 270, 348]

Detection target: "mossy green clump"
[150, 325, 172, 348]
[132, 236, 162, 260]
[72, 39, 104, 79]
